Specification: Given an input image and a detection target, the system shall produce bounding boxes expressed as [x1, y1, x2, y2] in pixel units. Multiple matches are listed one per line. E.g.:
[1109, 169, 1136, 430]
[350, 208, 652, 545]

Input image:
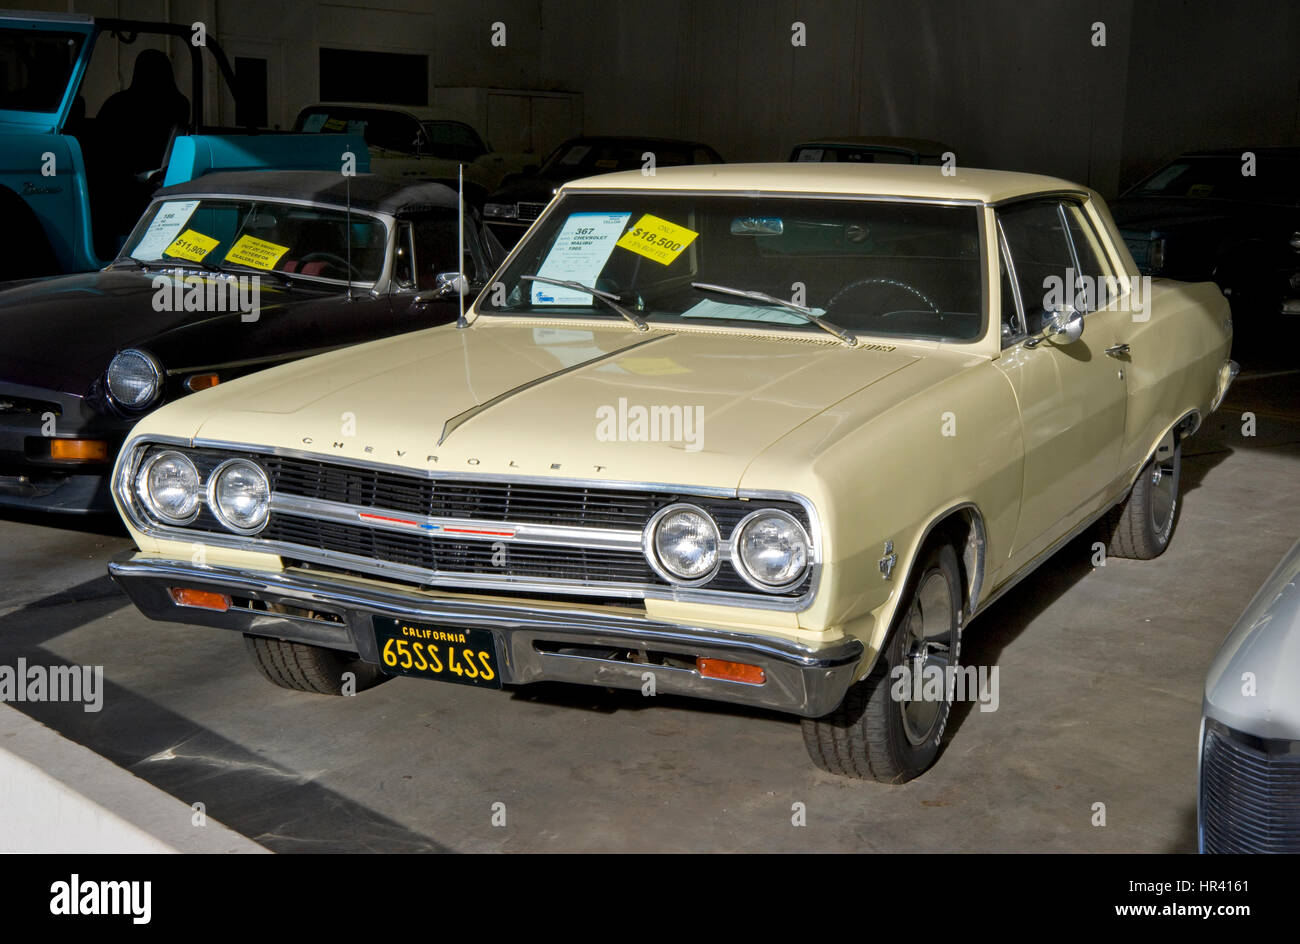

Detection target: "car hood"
[0, 269, 302, 394]
[166, 321, 920, 490]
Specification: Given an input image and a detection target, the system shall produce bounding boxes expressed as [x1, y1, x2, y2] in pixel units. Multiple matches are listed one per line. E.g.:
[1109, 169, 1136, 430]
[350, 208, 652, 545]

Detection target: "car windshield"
[481, 193, 985, 342]
[0, 27, 86, 113]
[1132, 155, 1300, 204]
[120, 197, 388, 284]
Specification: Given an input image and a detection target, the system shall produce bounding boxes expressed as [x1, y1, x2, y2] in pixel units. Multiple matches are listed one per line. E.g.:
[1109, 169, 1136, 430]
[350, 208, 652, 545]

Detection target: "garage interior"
[1, 0, 1298, 853]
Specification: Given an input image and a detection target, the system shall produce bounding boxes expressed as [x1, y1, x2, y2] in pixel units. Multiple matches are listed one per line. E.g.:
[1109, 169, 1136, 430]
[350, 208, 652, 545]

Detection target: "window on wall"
[319, 48, 427, 106]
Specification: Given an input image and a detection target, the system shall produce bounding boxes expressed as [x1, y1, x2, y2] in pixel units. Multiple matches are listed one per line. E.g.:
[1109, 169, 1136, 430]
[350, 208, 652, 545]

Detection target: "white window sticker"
[532, 212, 631, 306]
[796, 148, 825, 162]
[680, 298, 813, 325]
[132, 200, 201, 260]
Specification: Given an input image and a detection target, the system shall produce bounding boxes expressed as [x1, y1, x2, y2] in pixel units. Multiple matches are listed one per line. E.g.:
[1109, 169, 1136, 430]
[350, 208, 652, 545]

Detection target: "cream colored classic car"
[108, 164, 1236, 782]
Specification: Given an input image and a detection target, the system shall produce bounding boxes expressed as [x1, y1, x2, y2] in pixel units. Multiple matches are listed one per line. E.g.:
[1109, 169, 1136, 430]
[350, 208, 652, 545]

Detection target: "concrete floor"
[1, 343, 1297, 853]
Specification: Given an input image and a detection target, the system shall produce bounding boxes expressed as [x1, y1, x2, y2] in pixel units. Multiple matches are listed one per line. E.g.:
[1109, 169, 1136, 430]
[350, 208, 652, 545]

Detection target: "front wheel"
[802, 542, 962, 782]
[243, 635, 390, 695]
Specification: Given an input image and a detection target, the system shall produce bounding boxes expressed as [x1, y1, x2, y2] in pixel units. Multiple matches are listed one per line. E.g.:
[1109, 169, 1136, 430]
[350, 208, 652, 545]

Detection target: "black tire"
[1101, 439, 1181, 560]
[802, 542, 962, 782]
[243, 635, 390, 695]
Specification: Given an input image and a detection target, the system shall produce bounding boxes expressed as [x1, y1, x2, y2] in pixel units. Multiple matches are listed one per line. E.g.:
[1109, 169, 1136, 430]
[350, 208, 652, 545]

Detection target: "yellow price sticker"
[225, 234, 291, 271]
[163, 229, 219, 262]
[616, 213, 698, 266]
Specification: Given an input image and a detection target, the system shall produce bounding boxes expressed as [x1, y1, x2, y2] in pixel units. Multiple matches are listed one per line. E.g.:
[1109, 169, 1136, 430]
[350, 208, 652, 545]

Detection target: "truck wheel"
[0, 188, 59, 281]
[802, 542, 962, 782]
[1102, 438, 1181, 560]
[243, 635, 389, 695]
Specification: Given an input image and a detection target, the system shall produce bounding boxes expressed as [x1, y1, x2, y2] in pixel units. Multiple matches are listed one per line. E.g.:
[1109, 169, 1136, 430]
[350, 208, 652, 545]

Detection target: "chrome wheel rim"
[899, 570, 955, 746]
[1150, 455, 1178, 538]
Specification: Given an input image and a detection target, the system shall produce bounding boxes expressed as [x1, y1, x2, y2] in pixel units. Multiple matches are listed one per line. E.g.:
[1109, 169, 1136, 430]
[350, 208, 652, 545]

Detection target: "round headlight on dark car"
[646, 504, 720, 585]
[137, 451, 201, 524]
[733, 510, 811, 591]
[208, 459, 270, 533]
[107, 349, 163, 409]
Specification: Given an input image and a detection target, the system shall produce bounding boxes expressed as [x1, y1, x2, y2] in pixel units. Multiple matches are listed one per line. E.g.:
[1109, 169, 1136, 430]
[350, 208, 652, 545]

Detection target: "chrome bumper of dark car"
[107, 554, 863, 718]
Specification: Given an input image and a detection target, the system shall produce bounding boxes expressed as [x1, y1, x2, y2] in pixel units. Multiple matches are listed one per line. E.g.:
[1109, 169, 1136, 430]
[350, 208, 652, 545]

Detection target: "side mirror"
[1025, 305, 1084, 348]
[434, 272, 470, 298]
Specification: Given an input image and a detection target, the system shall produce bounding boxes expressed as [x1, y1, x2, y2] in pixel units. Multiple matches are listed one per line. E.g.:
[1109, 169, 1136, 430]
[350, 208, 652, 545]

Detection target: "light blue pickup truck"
[0, 11, 368, 279]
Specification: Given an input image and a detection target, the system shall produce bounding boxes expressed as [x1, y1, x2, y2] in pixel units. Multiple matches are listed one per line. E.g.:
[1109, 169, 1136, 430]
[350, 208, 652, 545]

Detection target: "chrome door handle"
[1105, 343, 1130, 357]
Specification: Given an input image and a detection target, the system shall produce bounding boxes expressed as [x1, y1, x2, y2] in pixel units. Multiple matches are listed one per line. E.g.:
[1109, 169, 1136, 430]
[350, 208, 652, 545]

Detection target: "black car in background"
[0, 171, 503, 513]
[482, 135, 725, 245]
[1111, 147, 1300, 330]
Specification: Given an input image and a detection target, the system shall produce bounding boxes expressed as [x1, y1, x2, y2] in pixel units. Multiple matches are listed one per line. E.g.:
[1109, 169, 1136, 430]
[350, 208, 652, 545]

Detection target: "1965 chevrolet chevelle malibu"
[108, 164, 1237, 781]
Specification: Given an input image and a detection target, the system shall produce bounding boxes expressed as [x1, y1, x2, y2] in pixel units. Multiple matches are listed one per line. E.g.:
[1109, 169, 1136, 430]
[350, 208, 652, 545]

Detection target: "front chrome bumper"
[107, 554, 863, 718]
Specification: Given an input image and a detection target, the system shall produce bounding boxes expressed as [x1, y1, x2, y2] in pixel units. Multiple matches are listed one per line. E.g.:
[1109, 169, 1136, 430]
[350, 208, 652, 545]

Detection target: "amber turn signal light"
[48, 439, 109, 461]
[184, 373, 220, 391]
[169, 587, 231, 611]
[697, 657, 766, 685]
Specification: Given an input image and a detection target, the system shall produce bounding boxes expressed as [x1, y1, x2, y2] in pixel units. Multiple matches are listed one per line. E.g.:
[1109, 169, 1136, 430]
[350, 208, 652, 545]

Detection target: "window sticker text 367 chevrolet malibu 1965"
[107, 164, 1237, 782]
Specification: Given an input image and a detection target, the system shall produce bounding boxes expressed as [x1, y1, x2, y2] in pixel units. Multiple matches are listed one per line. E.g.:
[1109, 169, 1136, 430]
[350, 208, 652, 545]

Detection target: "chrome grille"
[129, 445, 815, 604]
[1200, 721, 1300, 853]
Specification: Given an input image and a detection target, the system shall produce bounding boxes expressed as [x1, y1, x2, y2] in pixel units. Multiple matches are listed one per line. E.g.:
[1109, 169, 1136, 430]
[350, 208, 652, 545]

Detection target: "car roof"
[563, 162, 1085, 203]
[154, 171, 460, 214]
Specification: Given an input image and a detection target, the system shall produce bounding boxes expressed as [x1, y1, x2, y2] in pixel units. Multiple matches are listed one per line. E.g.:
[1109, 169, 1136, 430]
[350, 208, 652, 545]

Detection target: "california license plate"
[372, 617, 501, 689]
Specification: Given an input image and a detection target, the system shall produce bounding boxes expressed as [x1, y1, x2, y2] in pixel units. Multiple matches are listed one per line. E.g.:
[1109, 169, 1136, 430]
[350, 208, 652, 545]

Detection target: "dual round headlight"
[732, 510, 810, 590]
[107, 349, 163, 410]
[137, 452, 269, 533]
[644, 504, 811, 592]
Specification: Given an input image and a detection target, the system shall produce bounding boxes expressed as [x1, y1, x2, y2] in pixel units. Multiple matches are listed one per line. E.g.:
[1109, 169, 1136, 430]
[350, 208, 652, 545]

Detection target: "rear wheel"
[243, 635, 389, 695]
[1102, 438, 1181, 560]
[802, 542, 962, 782]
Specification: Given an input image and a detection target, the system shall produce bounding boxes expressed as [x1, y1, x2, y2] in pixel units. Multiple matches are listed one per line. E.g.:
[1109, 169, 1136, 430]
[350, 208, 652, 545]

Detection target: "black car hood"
[0, 268, 305, 394]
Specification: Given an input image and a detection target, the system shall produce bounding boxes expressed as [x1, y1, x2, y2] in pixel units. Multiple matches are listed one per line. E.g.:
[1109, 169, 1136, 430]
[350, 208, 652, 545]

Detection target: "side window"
[997, 200, 1074, 335]
[409, 212, 488, 291]
[1062, 201, 1115, 311]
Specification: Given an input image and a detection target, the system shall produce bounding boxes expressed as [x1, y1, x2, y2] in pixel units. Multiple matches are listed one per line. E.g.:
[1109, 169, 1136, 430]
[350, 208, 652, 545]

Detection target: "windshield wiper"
[521, 275, 649, 332]
[690, 282, 857, 346]
[215, 261, 294, 289]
